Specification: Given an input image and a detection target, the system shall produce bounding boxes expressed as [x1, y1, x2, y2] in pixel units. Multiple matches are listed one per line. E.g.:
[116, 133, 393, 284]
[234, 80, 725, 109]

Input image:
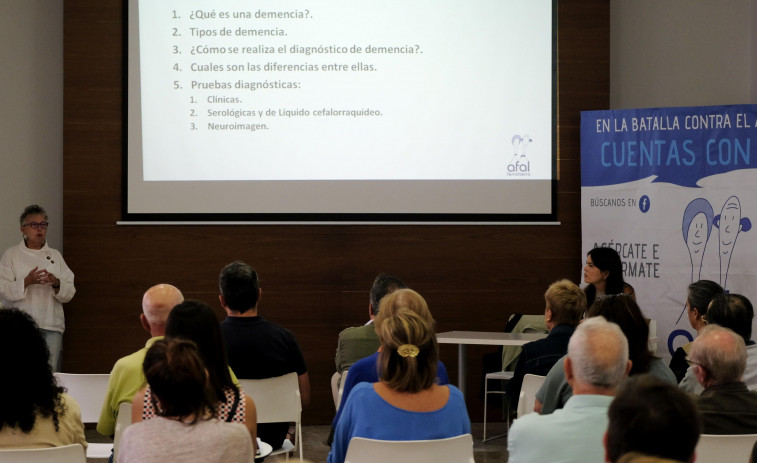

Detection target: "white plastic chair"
[482, 370, 514, 442]
[695, 433, 757, 463]
[647, 318, 659, 354]
[113, 402, 133, 462]
[331, 371, 342, 409]
[344, 434, 475, 463]
[53, 373, 113, 459]
[336, 369, 349, 411]
[238, 372, 303, 461]
[516, 374, 546, 418]
[331, 369, 350, 410]
[0, 443, 86, 463]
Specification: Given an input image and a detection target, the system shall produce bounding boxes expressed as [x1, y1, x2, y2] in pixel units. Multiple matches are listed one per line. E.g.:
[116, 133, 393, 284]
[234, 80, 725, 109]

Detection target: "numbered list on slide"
[136, 1, 552, 181]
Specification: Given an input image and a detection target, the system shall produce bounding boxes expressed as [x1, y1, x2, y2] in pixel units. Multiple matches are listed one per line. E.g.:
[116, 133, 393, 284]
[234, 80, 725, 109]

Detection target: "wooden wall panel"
[63, 0, 609, 424]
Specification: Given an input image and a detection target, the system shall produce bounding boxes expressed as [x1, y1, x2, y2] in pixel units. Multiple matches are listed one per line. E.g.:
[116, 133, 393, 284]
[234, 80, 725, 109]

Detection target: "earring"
[23, 234, 28, 240]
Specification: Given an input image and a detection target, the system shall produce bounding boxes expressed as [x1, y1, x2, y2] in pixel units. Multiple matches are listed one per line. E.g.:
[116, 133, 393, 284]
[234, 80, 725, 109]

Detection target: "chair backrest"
[53, 373, 110, 423]
[336, 369, 349, 411]
[344, 434, 474, 463]
[0, 443, 86, 463]
[517, 374, 546, 417]
[331, 371, 342, 409]
[238, 372, 301, 423]
[113, 402, 133, 461]
[647, 318, 659, 354]
[695, 433, 757, 463]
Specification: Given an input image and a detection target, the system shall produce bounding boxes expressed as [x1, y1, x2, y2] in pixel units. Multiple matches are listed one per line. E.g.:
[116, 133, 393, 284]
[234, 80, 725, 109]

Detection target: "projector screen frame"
[121, 0, 558, 224]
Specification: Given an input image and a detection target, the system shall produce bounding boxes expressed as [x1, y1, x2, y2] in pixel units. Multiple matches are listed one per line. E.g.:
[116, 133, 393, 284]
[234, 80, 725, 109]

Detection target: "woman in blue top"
[330, 289, 449, 436]
[328, 289, 471, 463]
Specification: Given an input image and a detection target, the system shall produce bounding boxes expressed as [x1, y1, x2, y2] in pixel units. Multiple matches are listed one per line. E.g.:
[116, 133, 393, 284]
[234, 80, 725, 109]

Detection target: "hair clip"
[397, 344, 419, 358]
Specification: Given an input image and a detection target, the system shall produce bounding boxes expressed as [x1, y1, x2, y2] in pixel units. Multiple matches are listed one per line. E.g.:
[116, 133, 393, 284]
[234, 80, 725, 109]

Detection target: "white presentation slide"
[127, 0, 555, 219]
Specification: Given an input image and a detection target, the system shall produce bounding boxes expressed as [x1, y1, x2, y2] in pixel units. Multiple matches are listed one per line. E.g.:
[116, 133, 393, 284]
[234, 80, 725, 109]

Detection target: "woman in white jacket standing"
[0, 204, 75, 371]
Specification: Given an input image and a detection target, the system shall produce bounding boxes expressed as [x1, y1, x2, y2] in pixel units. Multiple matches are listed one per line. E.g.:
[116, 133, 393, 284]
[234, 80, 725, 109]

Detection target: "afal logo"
[507, 134, 532, 176]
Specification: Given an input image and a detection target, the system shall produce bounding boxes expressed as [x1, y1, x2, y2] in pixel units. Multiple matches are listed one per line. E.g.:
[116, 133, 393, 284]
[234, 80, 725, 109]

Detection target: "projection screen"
[125, 0, 557, 223]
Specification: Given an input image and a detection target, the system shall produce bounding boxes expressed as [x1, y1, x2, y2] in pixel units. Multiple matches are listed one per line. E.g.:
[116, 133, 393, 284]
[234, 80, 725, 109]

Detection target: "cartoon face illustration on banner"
[714, 195, 752, 289]
[681, 198, 714, 283]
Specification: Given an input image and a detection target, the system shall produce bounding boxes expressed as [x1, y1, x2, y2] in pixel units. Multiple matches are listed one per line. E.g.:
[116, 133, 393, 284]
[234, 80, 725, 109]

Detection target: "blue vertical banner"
[581, 104, 757, 357]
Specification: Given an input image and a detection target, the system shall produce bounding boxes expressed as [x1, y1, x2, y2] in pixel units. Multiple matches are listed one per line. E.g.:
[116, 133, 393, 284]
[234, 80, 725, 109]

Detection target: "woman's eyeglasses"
[23, 222, 49, 230]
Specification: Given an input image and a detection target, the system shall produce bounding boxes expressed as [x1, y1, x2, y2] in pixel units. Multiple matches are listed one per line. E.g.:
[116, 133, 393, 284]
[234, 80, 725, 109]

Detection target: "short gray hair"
[20, 204, 47, 225]
[568, 316, 629, 388]
[689, 324, 746, 384]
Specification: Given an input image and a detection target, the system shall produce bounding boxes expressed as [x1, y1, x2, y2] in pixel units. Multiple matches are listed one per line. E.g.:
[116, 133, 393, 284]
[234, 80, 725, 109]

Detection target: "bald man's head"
[141, 284, 184, 336]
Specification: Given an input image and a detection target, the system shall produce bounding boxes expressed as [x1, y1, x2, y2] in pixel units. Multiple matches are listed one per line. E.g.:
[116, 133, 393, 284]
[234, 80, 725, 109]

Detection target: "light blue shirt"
[508, 394, 613, 463]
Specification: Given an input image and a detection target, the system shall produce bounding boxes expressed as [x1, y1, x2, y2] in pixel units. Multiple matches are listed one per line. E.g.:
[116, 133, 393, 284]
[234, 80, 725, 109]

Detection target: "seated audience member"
[0, 308, 87, 449]
[668, 280, 723, 382]
[132, 301, 257, 449]
[583, 247, 636, 307]
[689, 324, 757, 434]
[536, 295, 675, 414]
[328, 308, 471, 463]
[97, 283, 183, 438]
[505, 279, 586, 411]
[331, 289, 450, 434]
[604, 375, 700, 463]
[680, 293, 757, 394]
[119, 338, 253, 462]
[218, 261, 309, 450]
[335, 273, 406, 376]
[508, 317, 631, 463]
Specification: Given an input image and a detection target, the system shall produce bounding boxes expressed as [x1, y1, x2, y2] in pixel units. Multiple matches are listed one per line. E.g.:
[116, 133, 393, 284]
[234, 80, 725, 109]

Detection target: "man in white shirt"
[507, 316, 631, 463]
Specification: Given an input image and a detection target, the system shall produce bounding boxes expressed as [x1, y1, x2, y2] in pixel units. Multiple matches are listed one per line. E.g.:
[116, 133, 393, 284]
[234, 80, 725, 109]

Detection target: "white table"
[436, 331, 547, 396]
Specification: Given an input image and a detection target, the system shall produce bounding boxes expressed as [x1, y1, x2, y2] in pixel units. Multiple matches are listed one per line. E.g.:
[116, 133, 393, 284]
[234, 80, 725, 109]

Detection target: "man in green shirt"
[96, 284, 184, 437]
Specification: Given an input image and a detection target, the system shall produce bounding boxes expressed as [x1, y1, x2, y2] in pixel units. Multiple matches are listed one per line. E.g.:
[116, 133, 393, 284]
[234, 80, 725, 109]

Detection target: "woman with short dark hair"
[669, 280, 724, 382]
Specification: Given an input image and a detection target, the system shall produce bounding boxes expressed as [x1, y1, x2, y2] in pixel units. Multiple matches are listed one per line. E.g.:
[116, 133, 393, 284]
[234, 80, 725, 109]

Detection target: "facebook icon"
[639, 195, 650, 213]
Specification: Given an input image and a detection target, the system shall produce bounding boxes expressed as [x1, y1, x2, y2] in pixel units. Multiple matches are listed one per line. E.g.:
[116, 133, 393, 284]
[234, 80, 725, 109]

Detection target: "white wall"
[0, 1, 63, 253]
[611, 0, 756, 109]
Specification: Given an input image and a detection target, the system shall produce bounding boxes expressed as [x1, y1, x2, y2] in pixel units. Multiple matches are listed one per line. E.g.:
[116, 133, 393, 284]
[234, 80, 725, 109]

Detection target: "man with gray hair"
[690, 324, 757, 434]
[507, 316, 632, 463]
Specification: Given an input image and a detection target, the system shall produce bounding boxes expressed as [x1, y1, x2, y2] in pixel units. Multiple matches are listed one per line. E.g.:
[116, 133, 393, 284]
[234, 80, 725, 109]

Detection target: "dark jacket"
[506, 324, 575, 410]
[697, 381, 757, 434]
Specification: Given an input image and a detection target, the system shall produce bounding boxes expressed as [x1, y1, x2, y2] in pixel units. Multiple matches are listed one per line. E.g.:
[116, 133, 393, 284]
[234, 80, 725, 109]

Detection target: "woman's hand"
[42, 270, 60, 288]
[23, 267, 49, 288]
